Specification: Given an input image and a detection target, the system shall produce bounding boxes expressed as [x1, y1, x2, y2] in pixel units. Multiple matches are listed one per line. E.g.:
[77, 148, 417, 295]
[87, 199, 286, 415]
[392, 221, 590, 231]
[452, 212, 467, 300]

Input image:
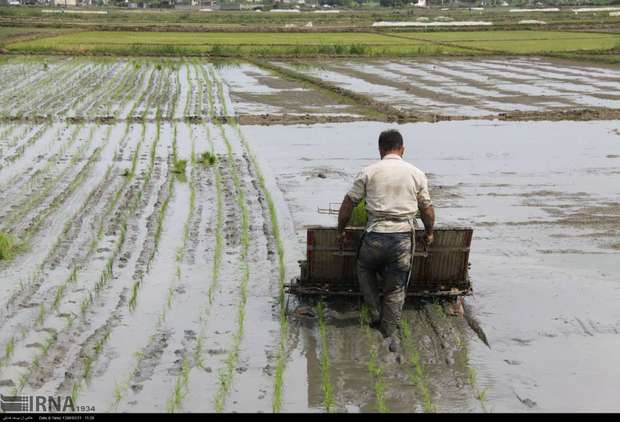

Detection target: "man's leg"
[357, 234, 383, 325]
[357, 264, 381, 325]
[380, 233, 413, 350]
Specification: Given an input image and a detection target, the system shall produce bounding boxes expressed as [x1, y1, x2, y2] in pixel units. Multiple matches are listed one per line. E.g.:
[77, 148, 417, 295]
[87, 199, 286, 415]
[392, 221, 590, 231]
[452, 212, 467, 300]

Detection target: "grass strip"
[315, 302, 334, 412]
[360, 305, 388, 413]
[401, 318, 436, 413]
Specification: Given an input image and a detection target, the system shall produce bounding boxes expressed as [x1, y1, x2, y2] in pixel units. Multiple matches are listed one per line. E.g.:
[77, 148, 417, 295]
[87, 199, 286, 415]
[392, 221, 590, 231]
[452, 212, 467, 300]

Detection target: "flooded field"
[0, 56, 619, 413]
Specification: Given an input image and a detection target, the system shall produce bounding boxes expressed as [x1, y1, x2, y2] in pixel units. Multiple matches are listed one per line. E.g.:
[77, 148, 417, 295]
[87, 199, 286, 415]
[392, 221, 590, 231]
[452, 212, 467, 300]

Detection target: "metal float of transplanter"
[285, 204, 489, 347]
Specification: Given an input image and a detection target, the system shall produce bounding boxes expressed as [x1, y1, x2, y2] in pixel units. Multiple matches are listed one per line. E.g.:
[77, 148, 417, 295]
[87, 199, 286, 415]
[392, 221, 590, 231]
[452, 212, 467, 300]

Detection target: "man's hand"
[337, 195, 355, 234]
[422, 231, 434, 246]
[419, 204, 435, 247]
[337, 230, 347, 248]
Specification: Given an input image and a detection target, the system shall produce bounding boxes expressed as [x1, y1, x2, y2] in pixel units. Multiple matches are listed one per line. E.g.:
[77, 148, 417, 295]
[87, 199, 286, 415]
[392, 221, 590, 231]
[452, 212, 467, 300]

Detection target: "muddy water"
[281, 58, 620, 117]
[1, 56, 620, 413]
[246, 120, 620, 412]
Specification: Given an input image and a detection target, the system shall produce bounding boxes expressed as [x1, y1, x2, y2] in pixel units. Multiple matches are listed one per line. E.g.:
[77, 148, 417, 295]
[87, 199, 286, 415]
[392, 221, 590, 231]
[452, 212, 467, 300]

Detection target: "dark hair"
[378, 129, 403, 152]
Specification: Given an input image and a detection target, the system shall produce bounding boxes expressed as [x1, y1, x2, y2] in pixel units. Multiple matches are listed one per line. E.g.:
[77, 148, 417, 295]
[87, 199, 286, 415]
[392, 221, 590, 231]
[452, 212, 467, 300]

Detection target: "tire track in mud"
[401, 302, 483, 412]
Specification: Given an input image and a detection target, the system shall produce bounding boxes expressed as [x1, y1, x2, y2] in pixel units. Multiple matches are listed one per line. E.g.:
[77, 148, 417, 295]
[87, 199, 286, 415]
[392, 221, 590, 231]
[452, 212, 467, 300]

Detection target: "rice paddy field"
[4, 29, 620, 59]
[0, 27, 619, 414]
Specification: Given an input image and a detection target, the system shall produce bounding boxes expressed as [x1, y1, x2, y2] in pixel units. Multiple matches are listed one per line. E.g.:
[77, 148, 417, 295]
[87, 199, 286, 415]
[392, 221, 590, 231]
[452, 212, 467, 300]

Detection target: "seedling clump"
[198, 151, 217, 166]
[0, 232, 25, 261]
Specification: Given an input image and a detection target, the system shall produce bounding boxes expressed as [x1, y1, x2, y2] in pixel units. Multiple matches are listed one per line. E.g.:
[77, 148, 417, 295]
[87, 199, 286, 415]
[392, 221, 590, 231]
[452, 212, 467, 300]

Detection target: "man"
[337, 129, 435, 353]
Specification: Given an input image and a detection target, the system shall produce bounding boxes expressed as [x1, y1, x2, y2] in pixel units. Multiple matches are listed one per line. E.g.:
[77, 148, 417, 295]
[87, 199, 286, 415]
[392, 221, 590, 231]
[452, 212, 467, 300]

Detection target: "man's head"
[378, 129, 404, 159]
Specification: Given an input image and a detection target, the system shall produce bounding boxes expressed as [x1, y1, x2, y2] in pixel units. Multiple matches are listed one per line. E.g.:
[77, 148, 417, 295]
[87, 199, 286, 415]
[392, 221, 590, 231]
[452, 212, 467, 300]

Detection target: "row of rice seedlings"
[128, 118, 169, 310]
[210, 62, 289, 410]
[401, 318, 437, 413]
[22, 126, 111, 244]
[0, 59, 54, 104]
[48, 63, 116, 117]
[0, 129, 116, 361]
[167, 62, 182, 121]
[0, 123, 31, 155]
[193, 62, 205, 118]
[209, 69, 292, 410]
[72, 128, 164, 408]
[467, 366, 489, 412]
[182, 60, 193, 118]
[30, 63, 100, 118]
[117, 63, 150, 119]
[64, 127, 160, 400]
[0, 126, 130, 319]
[127, 64, 157, 120]
[107, 62, 142, 118]
[6, 123, 88, 228]
[202, 63, 216, 118]
[0, 63, 52, 110]
[0, 336, 15, 367]
[9, 59, 79, 117]
[165, 123, 222, 412]
[9, 118, 144, 380]
[1, 123, 49, 167]
[0, 125, 97, 264]
[212, 123, 251, 413]
[0, 123, 82, 232]
[360, 305, 389, 413]
[166, 355, 191, 413]
[73, 62, 132, 118]
[315, 302, 334, 412]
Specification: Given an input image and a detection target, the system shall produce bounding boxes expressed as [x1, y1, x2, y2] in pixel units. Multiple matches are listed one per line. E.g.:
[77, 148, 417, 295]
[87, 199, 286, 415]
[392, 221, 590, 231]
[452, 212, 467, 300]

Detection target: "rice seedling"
[360, 305, 389, 413]
[167, 355, 191, 413]
[226, 124, 287, 410]
[401, 318, 436, 413]
[211, 122, 251, 413]
[198, 151, 217, 166]
[467, 367, 489, 412]
[316, 302, 334, 412]
[35, 304, 45, 327]
[3, 336, 15, 362]
[0, 231, 24, 261]
[172, 158, 187, 176]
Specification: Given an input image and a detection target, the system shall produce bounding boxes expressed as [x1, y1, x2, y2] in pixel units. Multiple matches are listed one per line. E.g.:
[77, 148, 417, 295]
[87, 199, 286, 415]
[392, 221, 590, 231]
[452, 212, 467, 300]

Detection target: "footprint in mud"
[511, 338, 532, 346]
[516, 393, 537, 409]
[26, 342, 43, 349]
[504, 359, 522, 366]
[0, 379, 15, 387]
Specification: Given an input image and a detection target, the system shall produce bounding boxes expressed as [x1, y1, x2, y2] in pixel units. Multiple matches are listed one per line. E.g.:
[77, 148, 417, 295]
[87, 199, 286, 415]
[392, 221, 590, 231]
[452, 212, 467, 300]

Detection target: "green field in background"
[5, 29, 620, 57]
[396, 30, 620, 53]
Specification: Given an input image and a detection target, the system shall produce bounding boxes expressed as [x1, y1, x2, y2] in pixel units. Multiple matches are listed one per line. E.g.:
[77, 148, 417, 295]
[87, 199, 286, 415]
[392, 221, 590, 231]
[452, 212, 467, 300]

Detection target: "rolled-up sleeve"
[347, 170, 366, 205]
[417, 173, 432, 209]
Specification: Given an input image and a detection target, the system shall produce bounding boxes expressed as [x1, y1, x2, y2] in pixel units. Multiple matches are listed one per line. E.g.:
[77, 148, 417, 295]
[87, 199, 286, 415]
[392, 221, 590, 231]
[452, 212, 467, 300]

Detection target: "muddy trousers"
[357, 232, 413, 338]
